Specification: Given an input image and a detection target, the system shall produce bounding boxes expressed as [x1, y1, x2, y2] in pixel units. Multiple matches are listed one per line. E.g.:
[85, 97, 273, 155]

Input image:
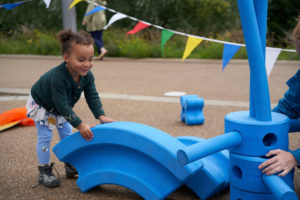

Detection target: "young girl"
[26, 29, 115, 188]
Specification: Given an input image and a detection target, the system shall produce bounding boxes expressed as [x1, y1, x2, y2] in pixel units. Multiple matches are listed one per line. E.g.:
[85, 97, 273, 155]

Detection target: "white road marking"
[0, 87, 276, 108]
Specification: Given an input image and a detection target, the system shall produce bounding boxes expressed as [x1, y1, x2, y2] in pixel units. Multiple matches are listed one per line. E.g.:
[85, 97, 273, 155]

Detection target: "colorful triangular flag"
[126, 21, 150, 35]
[265, 47, 282, 77]
[103, 13, 127, 30]
[85, 5, 105, 16]
[43, 0, 51, 8]
[1, 1, 26, 10]
[69, 0, 83, 9]
[222, 43, 241, 71]
[161, 29, 175, 56]
[182, 37, 203, 61]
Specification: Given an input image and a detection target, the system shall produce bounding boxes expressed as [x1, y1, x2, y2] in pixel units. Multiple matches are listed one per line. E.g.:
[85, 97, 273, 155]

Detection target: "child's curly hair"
[58, 29, 94, 55]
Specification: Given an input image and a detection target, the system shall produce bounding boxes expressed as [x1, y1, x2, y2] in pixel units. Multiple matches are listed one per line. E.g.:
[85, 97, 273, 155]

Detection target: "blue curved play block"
[53, 121, 203, 200]
[180, 95, 205, 125]
[225, 111, 289, 156]
[177, 136, 229, 200]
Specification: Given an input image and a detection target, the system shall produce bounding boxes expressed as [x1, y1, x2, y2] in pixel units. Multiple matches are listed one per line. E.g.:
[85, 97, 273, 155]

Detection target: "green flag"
[161, 29, 175, 56]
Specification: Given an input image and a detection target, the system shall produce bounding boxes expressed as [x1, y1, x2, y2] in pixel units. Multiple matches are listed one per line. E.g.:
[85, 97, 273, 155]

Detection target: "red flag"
[126, 21, 150, 35]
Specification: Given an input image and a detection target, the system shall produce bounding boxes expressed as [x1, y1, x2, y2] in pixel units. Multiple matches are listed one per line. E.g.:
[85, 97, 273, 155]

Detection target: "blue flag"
[1, 1, 26, 10]
[222, 43, 241, 71]
[85, 6, 105, 16]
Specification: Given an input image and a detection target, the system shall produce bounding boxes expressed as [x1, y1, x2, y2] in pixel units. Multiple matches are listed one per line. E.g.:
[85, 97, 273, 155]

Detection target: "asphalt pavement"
[0, 55, 299, 200]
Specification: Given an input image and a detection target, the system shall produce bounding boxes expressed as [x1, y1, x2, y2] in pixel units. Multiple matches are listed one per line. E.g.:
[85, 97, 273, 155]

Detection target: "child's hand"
[77, 123, 94, 141]
[98, 115, 116, 124]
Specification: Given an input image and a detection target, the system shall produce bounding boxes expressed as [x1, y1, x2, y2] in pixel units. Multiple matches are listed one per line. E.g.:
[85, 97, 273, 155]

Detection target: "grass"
[0, 27, 298, 60]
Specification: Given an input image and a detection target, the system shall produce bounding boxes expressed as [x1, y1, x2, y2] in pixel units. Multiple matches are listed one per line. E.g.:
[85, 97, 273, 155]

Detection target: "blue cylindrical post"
[177, 131, 242, 165]
[262, 174, 298, 200]
[249, 0, 268, 119]
[254, 0, 267, 58]
[237, 0, 271, 121]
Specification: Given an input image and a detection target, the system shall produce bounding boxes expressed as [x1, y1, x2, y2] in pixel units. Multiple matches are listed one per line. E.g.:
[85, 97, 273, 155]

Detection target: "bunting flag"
[182, 37, 203, 61]
[85, 5, 105, 16]
[103, 13, 127, 30]
[43, 0, 51, 8]
[265, 47, 282, 77]
[69, 0, 83, 9]
[0, 1, 26, 10]
[222, 43, 241, 71]
[161, 29, 175, 56]
[126, 21, 150, 35]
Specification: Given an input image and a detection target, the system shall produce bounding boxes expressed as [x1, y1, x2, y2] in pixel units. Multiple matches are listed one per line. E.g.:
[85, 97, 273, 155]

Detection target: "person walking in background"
[82, 0, 108, 60]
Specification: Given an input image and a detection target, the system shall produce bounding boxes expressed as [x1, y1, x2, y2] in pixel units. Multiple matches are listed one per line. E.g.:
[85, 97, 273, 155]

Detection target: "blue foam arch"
[53, 121, 203, 200]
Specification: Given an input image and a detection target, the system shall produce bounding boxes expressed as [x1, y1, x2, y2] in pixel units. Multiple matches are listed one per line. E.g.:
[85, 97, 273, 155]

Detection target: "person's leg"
[35, 122, 60, 187]
[57, 122, 78, 178]
[36, 122, 53, 165]
[90, 31, 101, 55]
[98, 30, 107, 59]
[98, 30, 104, 49]
[57, 121, 72, 141]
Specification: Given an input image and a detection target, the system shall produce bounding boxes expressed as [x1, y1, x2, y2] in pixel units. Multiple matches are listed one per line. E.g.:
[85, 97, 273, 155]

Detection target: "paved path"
[0, 55, 299, 200]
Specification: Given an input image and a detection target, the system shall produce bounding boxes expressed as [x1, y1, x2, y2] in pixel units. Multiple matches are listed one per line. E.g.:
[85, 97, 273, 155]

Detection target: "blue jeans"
[35, 121, 72, 165]
[90, 30, 104, 55]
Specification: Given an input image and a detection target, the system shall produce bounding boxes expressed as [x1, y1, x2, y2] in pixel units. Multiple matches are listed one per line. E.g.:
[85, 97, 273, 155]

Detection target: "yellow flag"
[182, 37, 203, 61]
[69, 0, 83, 9]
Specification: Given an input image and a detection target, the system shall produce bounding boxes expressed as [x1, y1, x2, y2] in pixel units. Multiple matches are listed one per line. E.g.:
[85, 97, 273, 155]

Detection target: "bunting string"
[85, 0, 295, 53]
[1, 0, 298, 74]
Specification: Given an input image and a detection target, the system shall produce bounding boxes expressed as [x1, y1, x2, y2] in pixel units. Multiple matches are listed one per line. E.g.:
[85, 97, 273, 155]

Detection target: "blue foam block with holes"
[230, 185, 276, 200]
[53, 121, 203, 200]
[177, 136, 230, 200]
[180, 95, 204, 125]
[225, 111, 289, 156]
[230, 185, 298, 200]
[230, 153, 294, 193]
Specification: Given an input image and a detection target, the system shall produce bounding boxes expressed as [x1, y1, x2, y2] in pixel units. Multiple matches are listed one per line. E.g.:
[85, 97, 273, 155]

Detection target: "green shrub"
[0, 27, 297, 60]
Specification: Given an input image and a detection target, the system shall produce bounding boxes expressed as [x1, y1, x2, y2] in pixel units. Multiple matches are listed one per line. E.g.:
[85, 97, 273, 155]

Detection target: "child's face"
[64, 43, 94, 77]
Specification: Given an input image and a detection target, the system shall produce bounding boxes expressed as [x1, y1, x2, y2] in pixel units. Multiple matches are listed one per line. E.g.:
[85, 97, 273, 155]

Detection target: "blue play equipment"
[176, 0, 299, 199]
[53, 122, 230, 200]
[180, 95, 205, 125]
[52, 0, 299, 199]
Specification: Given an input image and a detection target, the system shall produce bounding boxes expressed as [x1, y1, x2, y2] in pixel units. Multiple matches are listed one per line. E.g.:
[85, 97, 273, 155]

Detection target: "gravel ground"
[0, 55, 299, 200]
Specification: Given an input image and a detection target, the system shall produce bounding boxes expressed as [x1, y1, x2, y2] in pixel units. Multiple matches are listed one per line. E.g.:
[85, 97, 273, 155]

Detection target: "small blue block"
[180, 95, 204, 125]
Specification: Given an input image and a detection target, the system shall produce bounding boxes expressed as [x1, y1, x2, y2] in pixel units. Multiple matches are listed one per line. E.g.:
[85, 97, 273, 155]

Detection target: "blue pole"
[254, 0, 267, 58]
[262, 174, 298, 200]
[177, 131, 242, 165]
[237, 0, 272, 121]
[249, 0, 268, 118]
